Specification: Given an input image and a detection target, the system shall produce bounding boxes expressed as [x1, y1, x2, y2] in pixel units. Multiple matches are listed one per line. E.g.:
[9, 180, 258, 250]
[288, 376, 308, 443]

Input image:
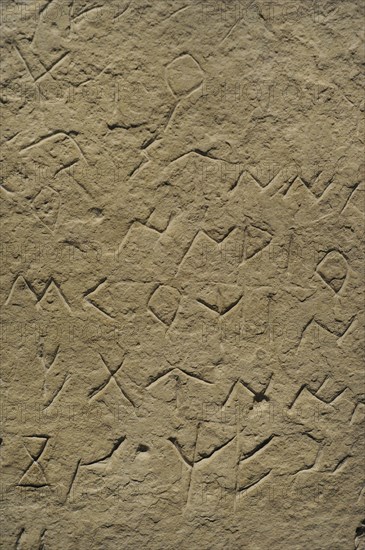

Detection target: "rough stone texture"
[0, 1, 364, 549]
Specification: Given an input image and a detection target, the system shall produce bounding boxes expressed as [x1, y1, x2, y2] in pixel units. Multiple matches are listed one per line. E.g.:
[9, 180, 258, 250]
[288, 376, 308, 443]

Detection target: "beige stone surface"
[0, 1, 364, 548]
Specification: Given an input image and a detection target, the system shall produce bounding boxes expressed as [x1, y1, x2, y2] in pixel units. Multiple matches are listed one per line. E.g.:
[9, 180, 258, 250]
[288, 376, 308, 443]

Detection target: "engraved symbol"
[32, 186, 60, 229]
[83, 278, 114, 319]
[4, 275, 37, 307]
[168, 424, 236, 508]
[148, 285, 180, 326]
[244, 224, 272, 260]
[19, 436, 49, 488]
[166, 54, 204, 97]
[316, 250, 348, 293]
[88, 354, 135, 407]
[38, 278, 72, 313]
[196, 285, 242, 317]
[4, 276, 71, 312]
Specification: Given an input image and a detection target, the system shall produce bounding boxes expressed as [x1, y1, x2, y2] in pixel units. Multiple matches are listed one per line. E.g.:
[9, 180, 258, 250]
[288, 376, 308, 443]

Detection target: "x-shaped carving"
[89, 354, 135, 407]
[19, 436, 49, 487]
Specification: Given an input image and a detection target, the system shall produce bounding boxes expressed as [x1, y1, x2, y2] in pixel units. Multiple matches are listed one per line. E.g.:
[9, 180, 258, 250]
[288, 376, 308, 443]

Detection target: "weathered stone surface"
[0, 0, 364, 548]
